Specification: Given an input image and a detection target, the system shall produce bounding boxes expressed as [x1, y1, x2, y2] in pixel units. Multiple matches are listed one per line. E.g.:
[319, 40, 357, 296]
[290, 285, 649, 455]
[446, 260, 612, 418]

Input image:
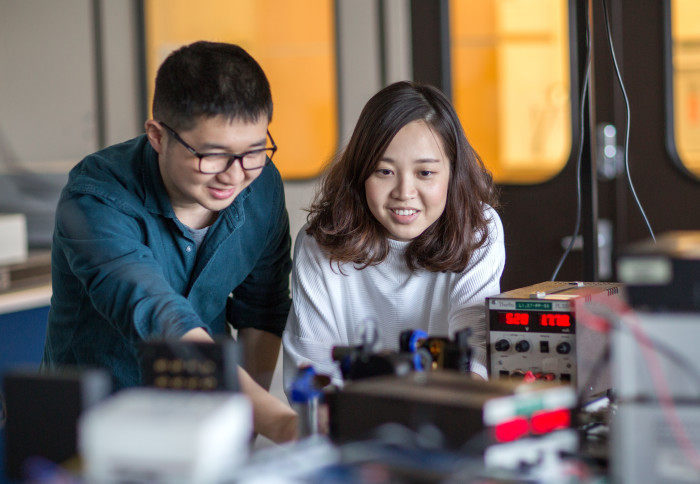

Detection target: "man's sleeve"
[228, 180, 292, 337]
[54, 193, 204, 342]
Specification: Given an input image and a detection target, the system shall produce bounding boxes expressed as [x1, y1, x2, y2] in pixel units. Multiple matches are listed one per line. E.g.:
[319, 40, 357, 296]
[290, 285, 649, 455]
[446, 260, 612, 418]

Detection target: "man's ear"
[145, 120, 165, 154]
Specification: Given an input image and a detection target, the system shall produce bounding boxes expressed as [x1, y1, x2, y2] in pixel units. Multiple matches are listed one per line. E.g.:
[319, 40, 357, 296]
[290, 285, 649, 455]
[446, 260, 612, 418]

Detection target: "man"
[42, 41, 296, 443]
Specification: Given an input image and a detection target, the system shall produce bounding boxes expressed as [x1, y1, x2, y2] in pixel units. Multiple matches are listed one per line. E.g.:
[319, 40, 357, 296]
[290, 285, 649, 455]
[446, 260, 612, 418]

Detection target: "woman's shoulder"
[463, 204, 505, 272]
[482, 203, 501, 223]
[482, 204, 504, 242]
[293, 224, 329, 263]
[293, 223, 313, 247]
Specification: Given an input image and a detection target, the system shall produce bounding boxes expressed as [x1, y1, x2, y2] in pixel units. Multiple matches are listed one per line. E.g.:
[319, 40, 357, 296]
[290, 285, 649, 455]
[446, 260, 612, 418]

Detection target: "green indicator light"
[515, 397, 544, 417]
[516, 301, 553, 310]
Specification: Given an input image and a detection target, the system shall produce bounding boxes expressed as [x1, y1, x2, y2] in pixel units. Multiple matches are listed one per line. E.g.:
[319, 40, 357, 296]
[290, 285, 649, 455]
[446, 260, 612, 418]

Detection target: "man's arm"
[228, 170, 291, 389]
[237, 364, 297, 444]
[237, 327, 281, 392]
[181, 328, 298, 444]
[55, 194, 206, 342]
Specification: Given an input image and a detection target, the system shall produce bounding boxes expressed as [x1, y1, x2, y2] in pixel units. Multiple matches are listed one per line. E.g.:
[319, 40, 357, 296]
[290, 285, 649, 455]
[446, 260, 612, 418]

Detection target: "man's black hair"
[152, 41, 272, 130]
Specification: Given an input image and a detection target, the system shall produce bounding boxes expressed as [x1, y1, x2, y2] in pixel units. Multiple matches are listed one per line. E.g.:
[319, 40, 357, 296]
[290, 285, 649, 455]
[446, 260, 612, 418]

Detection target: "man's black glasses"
[159, 121, 277, 174]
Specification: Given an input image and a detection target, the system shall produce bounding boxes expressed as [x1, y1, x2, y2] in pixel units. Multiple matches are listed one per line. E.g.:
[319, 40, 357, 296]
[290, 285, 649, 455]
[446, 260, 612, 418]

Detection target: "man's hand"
[179, 327, 297, 443]
[238, 366, 298, 444]
[180, 327, 215, 343]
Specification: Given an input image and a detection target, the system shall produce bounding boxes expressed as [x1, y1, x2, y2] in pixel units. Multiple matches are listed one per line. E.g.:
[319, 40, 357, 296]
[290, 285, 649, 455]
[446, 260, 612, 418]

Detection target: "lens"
[241, 149, 268, 169]
[199, 154, 232, 174]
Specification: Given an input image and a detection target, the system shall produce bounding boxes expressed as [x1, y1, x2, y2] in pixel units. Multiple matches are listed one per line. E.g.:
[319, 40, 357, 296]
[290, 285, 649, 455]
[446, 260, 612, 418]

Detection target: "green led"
[514, 396, 544, 416]
[516, 301, 553, 310]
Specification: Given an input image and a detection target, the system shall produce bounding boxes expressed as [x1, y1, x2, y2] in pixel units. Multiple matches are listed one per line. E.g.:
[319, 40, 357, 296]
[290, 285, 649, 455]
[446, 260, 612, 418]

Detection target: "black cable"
[601, 0, 656, 243]
[552, 0, 590, 281]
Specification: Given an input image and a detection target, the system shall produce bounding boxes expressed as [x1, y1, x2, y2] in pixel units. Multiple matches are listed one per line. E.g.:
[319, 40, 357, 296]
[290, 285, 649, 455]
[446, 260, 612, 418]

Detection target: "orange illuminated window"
[669, 0, 700, 179]
[449, 0, 572, 184]
[143, 0, 337, 179]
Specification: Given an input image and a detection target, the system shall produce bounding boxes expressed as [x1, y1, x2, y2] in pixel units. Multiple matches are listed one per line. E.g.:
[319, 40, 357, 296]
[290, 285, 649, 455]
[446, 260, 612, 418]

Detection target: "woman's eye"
[376, 169, 393, 175]
[419, 170, 434, 177]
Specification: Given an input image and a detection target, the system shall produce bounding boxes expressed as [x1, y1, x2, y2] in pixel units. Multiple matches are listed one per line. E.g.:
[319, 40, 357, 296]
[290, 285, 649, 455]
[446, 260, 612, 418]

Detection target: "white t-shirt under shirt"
[282, 206, 506, 392]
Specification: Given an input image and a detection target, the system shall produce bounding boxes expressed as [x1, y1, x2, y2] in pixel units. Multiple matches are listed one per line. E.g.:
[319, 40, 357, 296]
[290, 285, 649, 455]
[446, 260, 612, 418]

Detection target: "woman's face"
[364, 120, 451, 241]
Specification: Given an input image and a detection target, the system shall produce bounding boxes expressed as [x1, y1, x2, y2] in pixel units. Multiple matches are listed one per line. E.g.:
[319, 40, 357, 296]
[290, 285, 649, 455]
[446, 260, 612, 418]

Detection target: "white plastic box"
[79, 388, 253, 484]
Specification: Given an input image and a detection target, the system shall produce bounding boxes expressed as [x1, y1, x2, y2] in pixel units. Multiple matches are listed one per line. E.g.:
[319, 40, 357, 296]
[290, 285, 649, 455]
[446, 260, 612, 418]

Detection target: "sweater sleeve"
[448, 207, 506, 379]
[282, 229, 346, 397]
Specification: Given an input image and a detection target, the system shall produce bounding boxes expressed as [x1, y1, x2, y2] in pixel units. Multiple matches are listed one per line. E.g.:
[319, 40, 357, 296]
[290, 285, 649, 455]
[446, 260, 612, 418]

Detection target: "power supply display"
[487, 281, 624, 401]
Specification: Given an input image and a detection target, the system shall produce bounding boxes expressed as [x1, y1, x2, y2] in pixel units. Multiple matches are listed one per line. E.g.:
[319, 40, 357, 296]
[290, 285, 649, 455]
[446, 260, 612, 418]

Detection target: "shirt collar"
[142, 139, 175, 219]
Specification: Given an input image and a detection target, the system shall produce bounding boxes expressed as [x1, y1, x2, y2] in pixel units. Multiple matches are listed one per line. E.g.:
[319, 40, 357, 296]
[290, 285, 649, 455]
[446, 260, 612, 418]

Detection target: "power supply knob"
[515, 340, 530, 352]
[494, 339, 510, 352]
[556, 342, 572, 354]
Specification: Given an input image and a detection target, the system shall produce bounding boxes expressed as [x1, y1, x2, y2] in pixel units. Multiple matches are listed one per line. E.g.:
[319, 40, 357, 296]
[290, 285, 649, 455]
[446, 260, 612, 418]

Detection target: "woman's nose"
[392, 175, 416, 199]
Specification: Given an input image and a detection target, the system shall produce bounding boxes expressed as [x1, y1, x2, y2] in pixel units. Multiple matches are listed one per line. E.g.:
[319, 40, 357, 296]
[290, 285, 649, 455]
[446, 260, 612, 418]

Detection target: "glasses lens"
[199, 154, 234, 174]
[199, 148, 274, 174]
[240, 149, 270, 169]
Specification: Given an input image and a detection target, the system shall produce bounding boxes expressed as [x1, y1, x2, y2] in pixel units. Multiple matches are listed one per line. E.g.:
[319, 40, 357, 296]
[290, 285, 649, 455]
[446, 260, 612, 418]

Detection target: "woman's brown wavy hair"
[306, 81, 498, 273]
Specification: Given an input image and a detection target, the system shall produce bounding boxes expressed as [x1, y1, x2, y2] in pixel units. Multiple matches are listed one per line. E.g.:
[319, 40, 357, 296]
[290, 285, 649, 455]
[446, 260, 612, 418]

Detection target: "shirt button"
[186, 245, 192, 252]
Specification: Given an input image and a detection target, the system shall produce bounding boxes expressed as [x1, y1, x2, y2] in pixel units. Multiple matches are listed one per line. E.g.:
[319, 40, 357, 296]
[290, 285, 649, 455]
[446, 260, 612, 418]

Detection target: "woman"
[283, 81, 505, 391]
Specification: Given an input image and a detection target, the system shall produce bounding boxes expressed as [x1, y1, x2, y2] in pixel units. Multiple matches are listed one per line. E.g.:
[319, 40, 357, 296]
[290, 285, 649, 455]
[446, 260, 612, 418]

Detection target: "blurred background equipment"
[331, 327, 474, 383]
[611, 311, 700, 484]
[482, 384, 578, 477]
[326, 370, 571, 452]
[0, 214, 26, 268]
[399, 328, 473, 373]
[79, 388, 252, 484]
[3, 367, 111, 481]
[139, 340, 240, 392]
[288, 366, 331, 438]
[487, 281, 624, 401]
[331, 344, 418, 383]
[617, 230, 700, 312]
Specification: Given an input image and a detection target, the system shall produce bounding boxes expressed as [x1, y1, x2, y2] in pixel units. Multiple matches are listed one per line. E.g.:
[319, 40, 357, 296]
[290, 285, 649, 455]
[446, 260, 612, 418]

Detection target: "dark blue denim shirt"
[42, 135, 292, 389]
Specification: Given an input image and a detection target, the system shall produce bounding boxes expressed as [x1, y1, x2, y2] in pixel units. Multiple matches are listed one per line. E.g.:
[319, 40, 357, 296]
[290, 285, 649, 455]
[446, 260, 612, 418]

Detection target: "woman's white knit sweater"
[282, 206, 505, 392]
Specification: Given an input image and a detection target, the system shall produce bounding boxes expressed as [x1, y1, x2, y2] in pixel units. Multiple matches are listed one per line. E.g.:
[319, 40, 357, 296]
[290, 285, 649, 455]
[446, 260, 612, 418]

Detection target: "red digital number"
[540, 314, 552, 326]
[556, 314, 571, 327]
[505, 312, 529, 325]
[539, 314, 571, 327]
